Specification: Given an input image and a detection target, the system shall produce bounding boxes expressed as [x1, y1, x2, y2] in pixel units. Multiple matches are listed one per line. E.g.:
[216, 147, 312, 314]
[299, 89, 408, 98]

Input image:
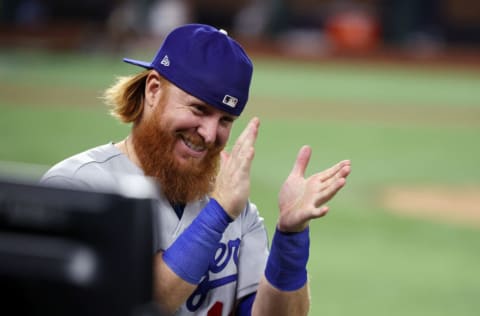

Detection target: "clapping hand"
[277, 146, 351, 232]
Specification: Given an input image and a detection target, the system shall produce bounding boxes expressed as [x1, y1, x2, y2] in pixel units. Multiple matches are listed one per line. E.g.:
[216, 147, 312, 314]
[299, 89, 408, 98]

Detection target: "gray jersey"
[41, 143, 269, 316]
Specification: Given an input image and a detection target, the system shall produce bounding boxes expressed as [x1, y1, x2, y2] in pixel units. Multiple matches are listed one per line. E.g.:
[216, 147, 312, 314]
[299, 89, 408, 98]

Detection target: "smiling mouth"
[180, 134, 206, 153]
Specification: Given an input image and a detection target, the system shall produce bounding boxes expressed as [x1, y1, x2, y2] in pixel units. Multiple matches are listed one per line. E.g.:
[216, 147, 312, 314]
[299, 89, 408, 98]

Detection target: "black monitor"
[0, 177, 158, 316]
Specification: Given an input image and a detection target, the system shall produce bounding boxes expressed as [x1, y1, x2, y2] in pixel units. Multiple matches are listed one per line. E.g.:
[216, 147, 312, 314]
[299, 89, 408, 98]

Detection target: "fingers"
[277, 152, 352, 231]
[312, 165, 350, 210]
[309, 159, 350, 193]
[290, 145, 312, 177]
[311, 205, 329, 218]
[231, 117, 259, 158]
[317, 160, 351, 182]
[278, 145, 352, 231]
[212, 118, 260, 219]
[318, 176, 346, 204]
[321, 163, 351, 193]
[219, 150, 229, 166]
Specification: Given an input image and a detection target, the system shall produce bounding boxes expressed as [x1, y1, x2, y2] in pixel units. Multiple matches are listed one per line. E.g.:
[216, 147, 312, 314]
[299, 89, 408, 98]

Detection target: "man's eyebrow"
[225, 115, 238, 122]
[188, 98, 238, 121]
[190, 100, 208, 107]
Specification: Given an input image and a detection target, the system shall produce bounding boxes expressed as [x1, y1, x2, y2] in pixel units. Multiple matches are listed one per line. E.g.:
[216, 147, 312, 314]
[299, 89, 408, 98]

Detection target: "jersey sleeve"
[236, 201, 269, 300]
[40, 174, 94, 190]
[41, 164, 116, 192]
[39, 143, 142, 192]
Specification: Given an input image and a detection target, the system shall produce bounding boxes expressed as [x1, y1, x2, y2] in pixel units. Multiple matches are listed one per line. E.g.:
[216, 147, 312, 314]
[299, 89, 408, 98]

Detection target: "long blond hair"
[103, 70, 150, 123]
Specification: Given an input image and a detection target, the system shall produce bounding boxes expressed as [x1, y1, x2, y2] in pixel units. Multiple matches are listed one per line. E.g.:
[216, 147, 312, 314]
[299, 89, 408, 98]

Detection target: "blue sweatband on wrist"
[163, 198, 232, 284]
[236, 292, 256, 316]
[264, 227, 310, 291]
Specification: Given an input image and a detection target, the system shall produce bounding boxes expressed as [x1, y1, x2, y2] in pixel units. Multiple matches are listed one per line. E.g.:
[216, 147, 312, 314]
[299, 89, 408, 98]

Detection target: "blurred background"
[1, 0, 480, 56]
[1, 1, 480, 316]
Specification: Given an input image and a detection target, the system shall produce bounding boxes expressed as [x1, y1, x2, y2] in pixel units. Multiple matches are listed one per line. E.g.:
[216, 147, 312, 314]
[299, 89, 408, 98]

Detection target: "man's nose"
[197, 118, 219, 145]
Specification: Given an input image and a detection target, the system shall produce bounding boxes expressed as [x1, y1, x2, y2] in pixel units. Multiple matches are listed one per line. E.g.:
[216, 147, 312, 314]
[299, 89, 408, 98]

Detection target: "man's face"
[132, 79, 237, 204]
[158, 82, 236, 165]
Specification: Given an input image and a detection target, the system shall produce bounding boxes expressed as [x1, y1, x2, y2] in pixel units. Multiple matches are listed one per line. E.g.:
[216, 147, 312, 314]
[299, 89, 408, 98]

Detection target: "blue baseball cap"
[123, 24, 253, 116]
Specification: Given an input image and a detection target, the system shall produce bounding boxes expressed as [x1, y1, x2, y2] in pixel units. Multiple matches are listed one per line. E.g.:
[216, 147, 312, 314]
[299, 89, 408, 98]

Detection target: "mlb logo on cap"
[222, 95, 238, 108]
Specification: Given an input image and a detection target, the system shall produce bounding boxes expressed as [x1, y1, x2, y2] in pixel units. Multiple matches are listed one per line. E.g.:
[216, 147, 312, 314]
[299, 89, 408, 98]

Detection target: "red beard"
[131, 104, 223, 204]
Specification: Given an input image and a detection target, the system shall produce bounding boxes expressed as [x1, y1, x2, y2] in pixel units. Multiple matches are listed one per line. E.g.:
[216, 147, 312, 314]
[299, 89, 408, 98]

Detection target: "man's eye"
[221, 117, 234, 126]
[193, 105, 206, 114]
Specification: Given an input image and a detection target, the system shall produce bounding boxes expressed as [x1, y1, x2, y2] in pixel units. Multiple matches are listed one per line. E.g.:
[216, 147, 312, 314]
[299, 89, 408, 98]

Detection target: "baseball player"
[41, 24, 351, 315]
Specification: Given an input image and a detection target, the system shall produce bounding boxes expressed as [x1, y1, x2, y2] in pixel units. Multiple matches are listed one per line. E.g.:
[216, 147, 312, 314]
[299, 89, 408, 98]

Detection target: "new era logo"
[222, 95, 238, 108]
[160, 55, 170, 67]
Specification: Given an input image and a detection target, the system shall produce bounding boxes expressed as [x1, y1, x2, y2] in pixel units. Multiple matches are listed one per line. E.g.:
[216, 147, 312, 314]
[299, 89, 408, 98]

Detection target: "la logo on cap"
[222, 95, 238, 108]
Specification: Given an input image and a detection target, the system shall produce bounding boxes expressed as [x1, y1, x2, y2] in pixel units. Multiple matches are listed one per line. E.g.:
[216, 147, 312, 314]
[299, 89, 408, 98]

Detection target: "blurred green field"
[1, 49, 480, 315]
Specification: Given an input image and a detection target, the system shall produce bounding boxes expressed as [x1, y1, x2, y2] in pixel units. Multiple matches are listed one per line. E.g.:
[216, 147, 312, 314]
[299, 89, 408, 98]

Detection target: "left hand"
[212, 117, 260, 219]
[277, 145, 351, 232]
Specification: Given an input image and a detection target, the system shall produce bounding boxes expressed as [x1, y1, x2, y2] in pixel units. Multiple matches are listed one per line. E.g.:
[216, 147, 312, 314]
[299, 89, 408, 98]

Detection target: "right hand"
[211, 117, 260, 219]
[277, 146, 351, 232]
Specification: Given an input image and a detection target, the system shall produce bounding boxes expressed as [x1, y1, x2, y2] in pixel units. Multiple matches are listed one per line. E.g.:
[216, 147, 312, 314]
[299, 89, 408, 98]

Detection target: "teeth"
[183, 138, 205, 152]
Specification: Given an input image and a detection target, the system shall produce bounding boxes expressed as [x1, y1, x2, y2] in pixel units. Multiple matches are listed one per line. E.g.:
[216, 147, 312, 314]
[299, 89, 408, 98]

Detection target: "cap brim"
[123, 58, 153, 69]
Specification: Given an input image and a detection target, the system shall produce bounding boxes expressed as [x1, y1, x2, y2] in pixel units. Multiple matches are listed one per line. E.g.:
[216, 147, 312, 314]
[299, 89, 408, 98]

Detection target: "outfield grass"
[1, 49, 480, 315]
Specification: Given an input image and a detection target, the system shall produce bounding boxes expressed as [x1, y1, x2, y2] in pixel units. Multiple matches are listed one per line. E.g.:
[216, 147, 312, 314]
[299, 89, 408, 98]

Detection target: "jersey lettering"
[186, 238, 241, 311]
[207, 301, 223, 316]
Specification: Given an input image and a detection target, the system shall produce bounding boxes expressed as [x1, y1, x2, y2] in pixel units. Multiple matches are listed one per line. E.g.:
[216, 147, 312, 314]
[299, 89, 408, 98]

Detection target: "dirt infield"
[382, 186, 480, 228]
[246, 97, 480, 127]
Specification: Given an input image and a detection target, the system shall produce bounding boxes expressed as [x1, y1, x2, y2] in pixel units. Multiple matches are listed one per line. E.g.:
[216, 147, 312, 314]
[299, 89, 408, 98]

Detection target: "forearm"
[252, 277, 310, 316]
[252, 227, 311, 315]
[152, 199, 232, 314]
[153, 252, 197, 314]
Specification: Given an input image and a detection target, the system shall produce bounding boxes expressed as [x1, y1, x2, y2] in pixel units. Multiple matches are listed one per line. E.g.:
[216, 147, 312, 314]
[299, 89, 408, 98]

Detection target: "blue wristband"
[236, 292, 256, 316]
[264, 227, 310, 291]
[163, 198, 232, 284]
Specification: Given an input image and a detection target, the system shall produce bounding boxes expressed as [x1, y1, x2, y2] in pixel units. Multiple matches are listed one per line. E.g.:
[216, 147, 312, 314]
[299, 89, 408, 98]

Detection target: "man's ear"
[145, 70, 162, 109]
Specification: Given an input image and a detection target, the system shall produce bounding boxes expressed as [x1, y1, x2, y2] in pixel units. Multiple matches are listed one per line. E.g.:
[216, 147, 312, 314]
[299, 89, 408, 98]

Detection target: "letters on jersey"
[187, 238, 241, 312]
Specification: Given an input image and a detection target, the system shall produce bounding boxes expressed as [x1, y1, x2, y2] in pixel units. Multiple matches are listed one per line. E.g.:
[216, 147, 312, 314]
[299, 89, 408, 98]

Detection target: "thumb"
[290, 145, 311, 178]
